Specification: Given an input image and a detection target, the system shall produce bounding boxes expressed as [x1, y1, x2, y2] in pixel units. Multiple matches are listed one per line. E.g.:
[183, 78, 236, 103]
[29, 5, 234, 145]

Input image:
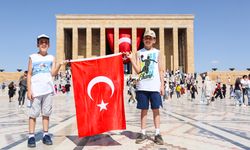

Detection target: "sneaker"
[27, 137, 36, 148]
[42, 135, 53, 145]
[154, 134, 164, 145]
[135, 134, 147, 144]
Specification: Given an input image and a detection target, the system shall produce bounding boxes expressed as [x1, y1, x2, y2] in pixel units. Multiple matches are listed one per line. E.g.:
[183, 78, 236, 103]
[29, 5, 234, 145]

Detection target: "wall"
[0, 72, 22, 83]
[205, 71, 250, 85]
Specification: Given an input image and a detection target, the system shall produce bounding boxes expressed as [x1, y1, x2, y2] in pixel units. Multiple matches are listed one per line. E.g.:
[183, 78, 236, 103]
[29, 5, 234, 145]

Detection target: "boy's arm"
[158, 52, 165, 96]
[126, 52, 141, 74]
[27, 58, 33, 100]
[51, 58, 68, 76]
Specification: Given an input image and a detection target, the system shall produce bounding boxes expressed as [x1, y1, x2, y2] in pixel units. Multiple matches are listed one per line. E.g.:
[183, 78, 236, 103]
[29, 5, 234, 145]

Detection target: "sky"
[0, 0, 249, 73]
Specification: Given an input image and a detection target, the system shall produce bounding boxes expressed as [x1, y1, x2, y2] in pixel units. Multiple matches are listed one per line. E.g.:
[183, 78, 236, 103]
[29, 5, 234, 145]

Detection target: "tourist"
[26, 34, 68, 147]
[125, 29, 164, 145]
[18, 71, 27, 107]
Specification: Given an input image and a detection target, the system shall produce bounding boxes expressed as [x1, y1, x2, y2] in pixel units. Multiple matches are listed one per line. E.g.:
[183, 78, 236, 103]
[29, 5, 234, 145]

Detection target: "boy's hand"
[27, 91, 34, 101]
[123, 52, 132, 60]
[60, 60, 70, 66]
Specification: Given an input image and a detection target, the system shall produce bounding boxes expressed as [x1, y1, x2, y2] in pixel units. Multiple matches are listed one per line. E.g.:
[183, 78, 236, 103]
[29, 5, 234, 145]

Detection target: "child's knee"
[29, 109, 40, 118]
[42, 106, 52, 116]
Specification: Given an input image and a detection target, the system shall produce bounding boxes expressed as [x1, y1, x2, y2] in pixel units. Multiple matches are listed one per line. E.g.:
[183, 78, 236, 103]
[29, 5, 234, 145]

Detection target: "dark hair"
[243, 75, 247, 78]
[235, 77, 241, 86]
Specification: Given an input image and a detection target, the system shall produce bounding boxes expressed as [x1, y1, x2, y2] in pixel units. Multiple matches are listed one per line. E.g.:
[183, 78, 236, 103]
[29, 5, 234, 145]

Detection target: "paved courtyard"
[1, 87, 250, 150]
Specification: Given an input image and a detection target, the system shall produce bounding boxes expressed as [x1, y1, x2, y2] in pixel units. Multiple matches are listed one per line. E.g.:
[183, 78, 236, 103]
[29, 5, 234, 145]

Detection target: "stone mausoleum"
[56, 14, 195, 73]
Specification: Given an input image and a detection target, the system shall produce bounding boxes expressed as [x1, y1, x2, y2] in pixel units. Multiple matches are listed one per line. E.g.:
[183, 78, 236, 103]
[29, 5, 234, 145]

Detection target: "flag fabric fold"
[71, 53, 126, 137]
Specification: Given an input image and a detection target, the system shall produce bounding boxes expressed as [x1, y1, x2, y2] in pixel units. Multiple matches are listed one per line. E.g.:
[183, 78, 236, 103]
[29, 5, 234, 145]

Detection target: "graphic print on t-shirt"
[32, 61, 52, 76]
[139, 53, 157, 80]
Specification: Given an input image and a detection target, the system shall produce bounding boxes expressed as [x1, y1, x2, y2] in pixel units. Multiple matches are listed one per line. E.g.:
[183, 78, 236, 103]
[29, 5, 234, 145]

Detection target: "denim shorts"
[136, 91, 162, 109]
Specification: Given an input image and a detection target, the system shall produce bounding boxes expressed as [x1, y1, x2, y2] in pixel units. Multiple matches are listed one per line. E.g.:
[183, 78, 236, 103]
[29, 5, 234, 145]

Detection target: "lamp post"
[229, 68, 235, 71]
[212, 68, 217, 71]
[17, 69, 22, 72]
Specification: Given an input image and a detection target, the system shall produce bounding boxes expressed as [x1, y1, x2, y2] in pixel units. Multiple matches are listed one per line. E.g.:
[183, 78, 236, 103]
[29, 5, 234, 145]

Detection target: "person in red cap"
[26, 34, 68, 148]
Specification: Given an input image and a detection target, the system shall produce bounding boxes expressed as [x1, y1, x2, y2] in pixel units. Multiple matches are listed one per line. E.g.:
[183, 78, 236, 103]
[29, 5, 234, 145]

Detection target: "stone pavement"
[1, 89, 250, 150]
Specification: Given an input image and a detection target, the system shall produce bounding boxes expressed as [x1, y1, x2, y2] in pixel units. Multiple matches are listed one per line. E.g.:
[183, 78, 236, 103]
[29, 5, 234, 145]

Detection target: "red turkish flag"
[119, 29, 131, 63]
[71, 53, 126, 137]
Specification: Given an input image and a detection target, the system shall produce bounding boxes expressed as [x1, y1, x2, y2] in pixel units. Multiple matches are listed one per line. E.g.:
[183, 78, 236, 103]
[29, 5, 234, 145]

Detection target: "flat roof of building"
[56, 14, 194, 20]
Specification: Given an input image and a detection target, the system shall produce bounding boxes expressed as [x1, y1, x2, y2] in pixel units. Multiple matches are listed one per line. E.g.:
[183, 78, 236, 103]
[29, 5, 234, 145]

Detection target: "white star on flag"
[97, 100, 109, 111]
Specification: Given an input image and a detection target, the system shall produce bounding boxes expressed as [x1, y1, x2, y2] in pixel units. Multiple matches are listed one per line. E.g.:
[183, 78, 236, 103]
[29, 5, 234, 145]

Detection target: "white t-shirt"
[205, 80, 213, 97]
[30, 53, 54, 97]
[136, 48, 161, 92]
[247, 79, 250, 89]
[241, 79, 248, 88]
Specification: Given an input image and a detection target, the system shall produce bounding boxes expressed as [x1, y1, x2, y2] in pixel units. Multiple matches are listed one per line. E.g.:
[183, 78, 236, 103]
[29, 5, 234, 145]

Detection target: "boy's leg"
[42, 115, 52, 145]
[150, 92, 164, 145]
[41, 94, 53, 145]
[141, 109, 148, 132]
[135, 91, 149, 144]
[27, 96, 42, 148]
[29, 117, 36, 134]
[135, 109, 148, 144]
[152, 109, 160, 129]
[28, 117, 36, 147]
[152, 109, 163, 145]
[42, 116, 49, 133]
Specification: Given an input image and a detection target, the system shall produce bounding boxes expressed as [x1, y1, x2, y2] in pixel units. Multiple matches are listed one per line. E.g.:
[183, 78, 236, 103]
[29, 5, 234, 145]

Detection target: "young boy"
[125, 30, 164, 145]
[27, 34, 67, 147]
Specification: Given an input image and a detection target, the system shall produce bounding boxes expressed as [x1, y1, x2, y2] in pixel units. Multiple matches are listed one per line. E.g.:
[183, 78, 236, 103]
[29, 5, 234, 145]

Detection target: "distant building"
[56, 14, 195, 73]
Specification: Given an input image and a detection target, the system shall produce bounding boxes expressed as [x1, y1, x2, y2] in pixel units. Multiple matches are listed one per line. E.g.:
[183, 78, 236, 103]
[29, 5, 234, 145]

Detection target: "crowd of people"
[127, 71, 250, 107]
[0, 69, 72, 108]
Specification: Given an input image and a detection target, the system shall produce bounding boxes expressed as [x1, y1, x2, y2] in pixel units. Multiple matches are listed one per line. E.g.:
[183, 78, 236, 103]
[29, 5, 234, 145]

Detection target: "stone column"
[86, 27, 92, 57]
[56, 23, 65, 70]
[173, 27, 179, 71]
[159, 27, 166, 70]
[114, 27, 119, 53]
[186, 27, 195, 73]
[100, 27, 106, 56]
[72, 27, 78, 59]
[131, 27, 137, 74]
[131, 27, 137, 53]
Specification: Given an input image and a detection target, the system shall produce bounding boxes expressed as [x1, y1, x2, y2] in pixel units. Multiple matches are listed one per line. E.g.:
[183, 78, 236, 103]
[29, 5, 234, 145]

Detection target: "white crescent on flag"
[87, 76, 115, 101]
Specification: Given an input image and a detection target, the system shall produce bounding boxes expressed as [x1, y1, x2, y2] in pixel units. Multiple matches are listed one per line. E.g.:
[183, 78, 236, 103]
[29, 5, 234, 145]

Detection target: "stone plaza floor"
[1, 89, 250, 150]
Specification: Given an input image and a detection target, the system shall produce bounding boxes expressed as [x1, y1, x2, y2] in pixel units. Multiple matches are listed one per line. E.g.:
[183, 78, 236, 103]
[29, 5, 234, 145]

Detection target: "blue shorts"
[136, 91, 162, 109]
